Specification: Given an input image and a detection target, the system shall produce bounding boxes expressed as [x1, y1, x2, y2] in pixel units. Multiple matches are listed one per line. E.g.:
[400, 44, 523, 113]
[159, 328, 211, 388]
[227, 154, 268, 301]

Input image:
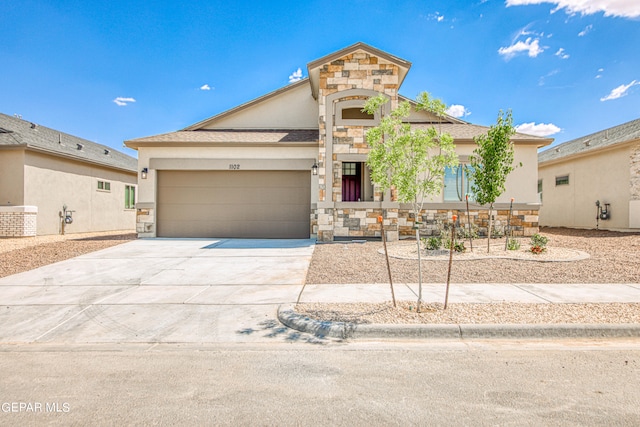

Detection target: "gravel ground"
[305, 227, 640, 284]
[0, 231, 136, 278]
[301, 227, 640, 324]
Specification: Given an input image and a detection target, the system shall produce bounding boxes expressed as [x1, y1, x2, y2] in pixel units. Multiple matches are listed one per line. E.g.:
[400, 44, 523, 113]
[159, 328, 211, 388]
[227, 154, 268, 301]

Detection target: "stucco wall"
[24, 151, 137, 235]
[539, 145, 632, 229]
[0, 149, 26, 205]
[202, 82, 319, 129]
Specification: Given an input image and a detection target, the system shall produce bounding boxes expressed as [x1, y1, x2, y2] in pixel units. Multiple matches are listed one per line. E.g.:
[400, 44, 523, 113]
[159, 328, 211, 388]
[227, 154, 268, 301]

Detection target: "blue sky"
[2, 0, 639, 158]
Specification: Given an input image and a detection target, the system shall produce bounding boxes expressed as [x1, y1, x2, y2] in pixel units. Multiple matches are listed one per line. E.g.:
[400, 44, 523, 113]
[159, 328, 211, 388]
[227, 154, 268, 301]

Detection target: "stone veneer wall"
[0, 206, 38, 237]
[319, 206, 539, 240]
[397, 208, 539, 238]
[316, 50, 400, 241]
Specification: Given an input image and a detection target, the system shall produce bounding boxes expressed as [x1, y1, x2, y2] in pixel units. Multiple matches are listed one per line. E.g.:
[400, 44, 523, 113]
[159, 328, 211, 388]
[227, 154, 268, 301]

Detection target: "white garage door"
[157, 170, 311, 238]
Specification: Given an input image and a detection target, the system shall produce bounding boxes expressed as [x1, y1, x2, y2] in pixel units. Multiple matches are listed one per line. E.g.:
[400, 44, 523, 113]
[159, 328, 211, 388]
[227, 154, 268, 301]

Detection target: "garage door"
[157, 170, 311, 238]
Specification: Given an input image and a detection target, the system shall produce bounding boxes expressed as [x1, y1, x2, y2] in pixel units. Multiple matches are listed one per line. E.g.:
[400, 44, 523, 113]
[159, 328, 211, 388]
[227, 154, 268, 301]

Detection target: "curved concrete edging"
[277, 304, 640, 340]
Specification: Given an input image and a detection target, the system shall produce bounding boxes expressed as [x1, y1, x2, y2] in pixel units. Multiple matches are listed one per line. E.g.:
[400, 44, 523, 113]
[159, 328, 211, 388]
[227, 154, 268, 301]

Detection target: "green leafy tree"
[469, 110, 518, 252]
[364, 92, 458, 312]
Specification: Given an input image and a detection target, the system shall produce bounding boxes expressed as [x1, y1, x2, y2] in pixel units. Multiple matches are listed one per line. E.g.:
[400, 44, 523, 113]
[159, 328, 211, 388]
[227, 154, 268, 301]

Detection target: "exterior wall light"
[312, 161, 318, 176]
[141, 168, 148, 179]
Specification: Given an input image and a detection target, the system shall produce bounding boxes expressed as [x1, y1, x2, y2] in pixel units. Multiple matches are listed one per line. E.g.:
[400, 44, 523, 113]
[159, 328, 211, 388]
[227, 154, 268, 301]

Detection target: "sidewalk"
[279, 283, 640, 339]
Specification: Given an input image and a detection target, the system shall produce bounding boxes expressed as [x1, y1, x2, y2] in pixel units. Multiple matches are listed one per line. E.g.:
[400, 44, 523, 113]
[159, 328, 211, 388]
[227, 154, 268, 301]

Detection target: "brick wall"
[0, 206, 38, 237]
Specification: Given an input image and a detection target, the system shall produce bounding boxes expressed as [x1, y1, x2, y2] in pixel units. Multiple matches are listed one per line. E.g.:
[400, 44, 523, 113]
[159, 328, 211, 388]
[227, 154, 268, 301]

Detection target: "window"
[555, 175, 569, 186]
[125, 185, 136, 209]
[341, 107, 373, 121]
[97, 180, 111, 191]
[538, 179, 543, 203]
[444, 164, 474, 202]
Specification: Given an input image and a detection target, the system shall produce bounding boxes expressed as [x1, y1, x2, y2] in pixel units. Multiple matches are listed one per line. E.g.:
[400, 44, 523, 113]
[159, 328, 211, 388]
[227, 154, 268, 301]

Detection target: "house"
[538, 117, 640, 231]
[0, 113, 138, 236]
[125, 42, 551, 241]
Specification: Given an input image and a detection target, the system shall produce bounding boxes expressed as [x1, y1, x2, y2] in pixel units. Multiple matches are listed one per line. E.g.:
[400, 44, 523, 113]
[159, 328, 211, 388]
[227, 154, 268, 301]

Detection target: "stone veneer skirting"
[0, 206, 38, 237]
[312, 206, 539, 241]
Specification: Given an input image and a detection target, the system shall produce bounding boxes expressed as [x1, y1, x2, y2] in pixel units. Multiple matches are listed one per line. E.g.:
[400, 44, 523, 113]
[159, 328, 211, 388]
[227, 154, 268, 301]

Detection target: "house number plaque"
[229, 164, 240, 170]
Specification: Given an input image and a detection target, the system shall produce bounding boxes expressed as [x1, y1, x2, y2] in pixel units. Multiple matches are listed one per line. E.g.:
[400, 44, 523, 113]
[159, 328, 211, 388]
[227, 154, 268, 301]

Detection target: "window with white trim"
[97, 180, 111, 191]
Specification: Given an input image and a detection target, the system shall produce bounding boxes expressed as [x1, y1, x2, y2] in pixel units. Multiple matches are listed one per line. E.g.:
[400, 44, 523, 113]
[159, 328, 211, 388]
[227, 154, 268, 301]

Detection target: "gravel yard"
[0, 231, 136, 278]
[305, 227, 640, 284]
[300, 227, 640, 324]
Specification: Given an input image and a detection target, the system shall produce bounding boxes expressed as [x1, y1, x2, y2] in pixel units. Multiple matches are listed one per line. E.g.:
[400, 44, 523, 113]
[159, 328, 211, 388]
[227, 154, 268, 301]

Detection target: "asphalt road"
[1, 340, 639, 426]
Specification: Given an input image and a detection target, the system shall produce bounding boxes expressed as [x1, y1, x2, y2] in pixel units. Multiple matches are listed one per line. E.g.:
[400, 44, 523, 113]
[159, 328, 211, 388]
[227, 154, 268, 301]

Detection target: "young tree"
[364, 92, 458, 312]
[469, 110, 518, 252]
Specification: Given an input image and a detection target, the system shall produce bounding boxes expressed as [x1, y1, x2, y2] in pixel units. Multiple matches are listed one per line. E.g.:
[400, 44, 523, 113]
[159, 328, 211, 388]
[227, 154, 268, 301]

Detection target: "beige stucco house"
[538, 117, 640, 231]
[0, 113, 138, 236]
[125, 42, 551, 241]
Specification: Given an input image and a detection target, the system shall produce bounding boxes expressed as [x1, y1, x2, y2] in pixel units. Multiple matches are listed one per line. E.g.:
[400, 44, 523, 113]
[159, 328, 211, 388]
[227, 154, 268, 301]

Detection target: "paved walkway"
[299, 282, 640, 304]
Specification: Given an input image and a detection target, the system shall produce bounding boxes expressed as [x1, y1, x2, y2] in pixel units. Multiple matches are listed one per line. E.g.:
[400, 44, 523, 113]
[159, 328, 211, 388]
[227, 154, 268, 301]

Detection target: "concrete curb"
[277, 304, 640, 340]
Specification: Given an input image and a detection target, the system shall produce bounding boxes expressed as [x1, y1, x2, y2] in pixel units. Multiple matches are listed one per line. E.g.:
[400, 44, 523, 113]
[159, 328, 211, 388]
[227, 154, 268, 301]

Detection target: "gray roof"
[539, 117, 640, 164]
[126, 129, 319, 146]
[412, 123, 551, 145]
[126, 123, 550, 147]
[0, 113, 137, 172]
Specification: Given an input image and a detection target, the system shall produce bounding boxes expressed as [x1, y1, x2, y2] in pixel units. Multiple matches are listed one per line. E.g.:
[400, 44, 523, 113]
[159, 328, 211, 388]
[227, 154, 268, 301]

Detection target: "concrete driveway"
[0, 238, 316, 344]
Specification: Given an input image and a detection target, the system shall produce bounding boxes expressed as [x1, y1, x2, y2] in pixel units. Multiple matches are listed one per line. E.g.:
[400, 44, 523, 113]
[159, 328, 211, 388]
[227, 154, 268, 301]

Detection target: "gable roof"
[0, 113, 137, 173]
[307, 42, 412, 100]
[539, 117, 640, 164]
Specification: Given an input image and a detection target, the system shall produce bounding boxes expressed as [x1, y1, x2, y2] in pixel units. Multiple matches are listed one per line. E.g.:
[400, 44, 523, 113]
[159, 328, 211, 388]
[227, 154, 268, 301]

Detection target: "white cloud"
[505, 0, 640, 19]
[595, 68, 604, 78]
[288, 67, 303, 83]
[113, 97, 136, 107]
[446, 104, 471, 118]
[578, 24, 593, 36]
[555, 48, 569, 59]
[600, 80, 640, 101]
[515, 122, 561, 137]
[498, 37, 544, 59]
[200, 84, 212, 91]
[538, 69, 559, 86]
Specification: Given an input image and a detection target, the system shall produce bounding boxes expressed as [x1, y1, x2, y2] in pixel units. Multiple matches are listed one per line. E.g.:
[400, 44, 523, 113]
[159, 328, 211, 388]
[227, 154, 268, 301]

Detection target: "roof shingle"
[0, 113, 137, 172]
[539, 117, 640, 163]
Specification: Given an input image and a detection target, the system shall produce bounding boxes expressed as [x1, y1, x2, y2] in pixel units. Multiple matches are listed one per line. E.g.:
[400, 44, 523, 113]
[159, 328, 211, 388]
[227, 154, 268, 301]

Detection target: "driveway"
[0, 238, 315, 344]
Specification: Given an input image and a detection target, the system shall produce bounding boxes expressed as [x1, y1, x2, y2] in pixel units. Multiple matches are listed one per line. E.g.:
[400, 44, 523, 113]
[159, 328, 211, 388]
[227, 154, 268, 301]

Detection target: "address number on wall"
[229, 164, 241, 170]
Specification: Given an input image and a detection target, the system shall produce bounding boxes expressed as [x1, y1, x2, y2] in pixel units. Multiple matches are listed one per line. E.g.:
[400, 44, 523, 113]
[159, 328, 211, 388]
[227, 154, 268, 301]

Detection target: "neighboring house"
[538, 118, 640, 231]
[0, 113, 138, 236]
[125, 42, 551, 241]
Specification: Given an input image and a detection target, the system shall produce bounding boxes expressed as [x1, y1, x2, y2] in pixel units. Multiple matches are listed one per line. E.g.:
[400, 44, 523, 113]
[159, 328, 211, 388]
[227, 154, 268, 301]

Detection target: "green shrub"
[529, 233, 548, 254]
[424, 236, 442, 251]
[506, 238, 520, 251]
[453, 241, 466, 253]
